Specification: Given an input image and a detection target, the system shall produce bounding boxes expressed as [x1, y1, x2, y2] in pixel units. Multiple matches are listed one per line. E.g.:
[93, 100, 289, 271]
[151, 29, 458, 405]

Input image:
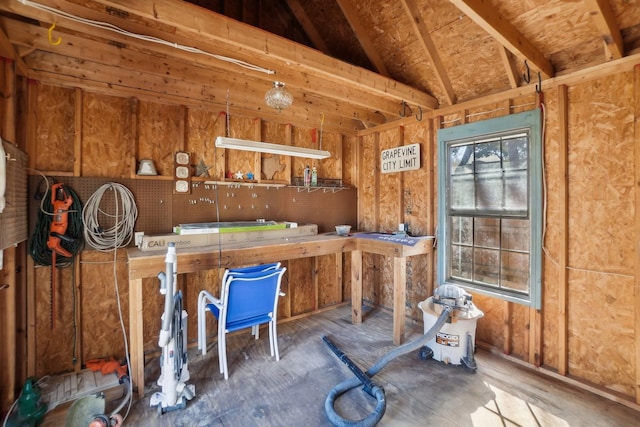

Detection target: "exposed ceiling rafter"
[583, 0, 624, 60]
[448, 0, 554, 79]
[400, 0, 456, 105]
[334, 0, 390, 76]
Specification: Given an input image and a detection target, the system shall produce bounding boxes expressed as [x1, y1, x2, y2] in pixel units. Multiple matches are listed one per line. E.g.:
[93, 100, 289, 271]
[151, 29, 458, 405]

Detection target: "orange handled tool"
[46, 183, 73, 258]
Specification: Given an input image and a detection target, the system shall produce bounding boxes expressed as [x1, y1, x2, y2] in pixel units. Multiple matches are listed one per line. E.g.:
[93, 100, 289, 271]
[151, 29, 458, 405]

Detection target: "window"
[437, 110, 542, 308]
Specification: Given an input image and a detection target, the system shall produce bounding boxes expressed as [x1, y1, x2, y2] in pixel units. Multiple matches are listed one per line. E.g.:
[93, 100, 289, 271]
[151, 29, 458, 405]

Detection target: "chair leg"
[217, 323, 225, 376]
[197, 293, 206, 355]
[270, 320, 280, 361]
[220, 331, 229, 380]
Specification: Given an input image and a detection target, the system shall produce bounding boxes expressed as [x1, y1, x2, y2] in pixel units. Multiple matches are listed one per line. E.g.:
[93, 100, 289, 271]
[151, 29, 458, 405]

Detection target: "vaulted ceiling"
[1, 0, 639, 134]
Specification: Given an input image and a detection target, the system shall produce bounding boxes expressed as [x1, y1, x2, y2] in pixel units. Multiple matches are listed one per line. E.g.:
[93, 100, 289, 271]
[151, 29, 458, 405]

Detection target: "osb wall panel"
[473, 293, 504, 350]
[289, 258, 315, 316]
[226, 116, 259, 178]
[137, 101, 184, 176]
[359, 133, 379, 303]
[565, 72, 635, 396]
[401, 118, 433, 317]
[80, 250, 129, 361]
[402, 120, 431, 236]
[33, 263, 76, 377]
[81, 92, 133, 177]
[568, 271, 635, 396]
[540, 89, 561, 369]
[342, 135, 358, 187]
[315, 131, 341, 180]
[318, 254, 342, 308]
[377, 126, 403, 310]
[377, 127, 403, 232]
[34, 84, 75, 172]
[261, 121, 290, 182]
[186, 107, 225, 179]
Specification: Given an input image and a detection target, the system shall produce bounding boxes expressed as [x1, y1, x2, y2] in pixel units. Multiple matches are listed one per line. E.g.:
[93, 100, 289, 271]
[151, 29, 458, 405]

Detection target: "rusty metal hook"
[399, 101, 412, 118]
[416, 106, 423, 121]
[536, 72, 542, 93]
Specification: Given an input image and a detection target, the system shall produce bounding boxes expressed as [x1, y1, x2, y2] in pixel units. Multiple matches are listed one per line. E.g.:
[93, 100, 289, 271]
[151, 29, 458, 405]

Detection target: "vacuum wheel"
[418, 346, 433, 361]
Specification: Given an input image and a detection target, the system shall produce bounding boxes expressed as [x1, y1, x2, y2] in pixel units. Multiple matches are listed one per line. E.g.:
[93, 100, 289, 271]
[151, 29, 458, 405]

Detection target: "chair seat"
[206, 303, 272, 332]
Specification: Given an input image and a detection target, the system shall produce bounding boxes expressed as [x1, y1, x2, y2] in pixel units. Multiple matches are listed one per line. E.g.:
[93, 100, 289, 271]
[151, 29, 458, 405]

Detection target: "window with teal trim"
[437, 110, 542, 308]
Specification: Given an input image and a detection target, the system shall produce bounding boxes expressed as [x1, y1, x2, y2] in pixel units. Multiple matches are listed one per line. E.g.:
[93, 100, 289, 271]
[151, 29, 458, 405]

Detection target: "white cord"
[19, 0, 275, 75]
[82, 183, 138, 252]
[82, 182, 135, 420]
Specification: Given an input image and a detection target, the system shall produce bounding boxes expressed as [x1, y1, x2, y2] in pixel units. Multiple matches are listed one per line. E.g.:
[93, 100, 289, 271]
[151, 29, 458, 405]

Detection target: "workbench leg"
[393, 256, 406, 345]
[351, 250, 362, 324]
[129, 278, 144, 398]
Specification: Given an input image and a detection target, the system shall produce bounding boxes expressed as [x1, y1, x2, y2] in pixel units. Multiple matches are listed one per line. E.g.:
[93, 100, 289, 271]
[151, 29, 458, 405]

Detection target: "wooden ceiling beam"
[284, 0, 331, 54]
[334, 0, 389, 76]
[400, 0, 456, 105]
[583, 0, 624, 60]
[449, 0, 554, 79]
[1, 17, 385, 128]
[24, 50, 365, 133]
[0, 27, 29, 76]
[0, 2, 402, 118]
[498, 45, 519, 89]
[89, 0, 436, 109]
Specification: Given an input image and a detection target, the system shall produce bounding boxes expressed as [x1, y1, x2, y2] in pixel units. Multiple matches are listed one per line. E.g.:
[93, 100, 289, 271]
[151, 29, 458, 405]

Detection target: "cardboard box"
[138, 224, 318, 252]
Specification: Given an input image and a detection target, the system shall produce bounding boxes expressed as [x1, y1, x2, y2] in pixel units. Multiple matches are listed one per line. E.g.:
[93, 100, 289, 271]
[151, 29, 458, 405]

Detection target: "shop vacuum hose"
[323, 305, 452, 427]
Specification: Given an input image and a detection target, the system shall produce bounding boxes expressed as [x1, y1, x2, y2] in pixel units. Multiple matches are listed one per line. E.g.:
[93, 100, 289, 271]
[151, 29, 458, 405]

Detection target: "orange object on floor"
[86, 357, 127, 382]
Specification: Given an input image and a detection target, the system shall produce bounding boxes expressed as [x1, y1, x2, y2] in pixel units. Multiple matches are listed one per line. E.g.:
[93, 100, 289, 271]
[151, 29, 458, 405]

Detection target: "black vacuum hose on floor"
[324, 305, 452, 427]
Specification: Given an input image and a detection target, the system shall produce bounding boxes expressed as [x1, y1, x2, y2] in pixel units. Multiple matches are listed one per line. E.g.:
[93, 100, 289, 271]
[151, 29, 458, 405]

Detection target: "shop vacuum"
[323, 284, 483, 427]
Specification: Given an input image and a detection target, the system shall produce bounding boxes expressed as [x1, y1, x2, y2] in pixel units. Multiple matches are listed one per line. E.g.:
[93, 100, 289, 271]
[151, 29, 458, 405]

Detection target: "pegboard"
[28, 177, 358, 248]
[0, 140, 28, 251]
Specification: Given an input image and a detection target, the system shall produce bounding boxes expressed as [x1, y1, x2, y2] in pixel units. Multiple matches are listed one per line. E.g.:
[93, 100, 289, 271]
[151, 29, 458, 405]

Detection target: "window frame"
[436, 109, 543, 308]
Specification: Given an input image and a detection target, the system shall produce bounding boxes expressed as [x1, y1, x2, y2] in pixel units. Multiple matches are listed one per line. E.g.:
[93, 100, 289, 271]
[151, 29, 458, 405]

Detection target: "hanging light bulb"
[265, 81, 293, 112]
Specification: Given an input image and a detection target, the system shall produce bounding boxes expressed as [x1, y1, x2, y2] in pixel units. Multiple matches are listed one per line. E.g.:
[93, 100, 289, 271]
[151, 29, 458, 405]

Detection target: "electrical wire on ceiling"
[19, 0, 275, 75]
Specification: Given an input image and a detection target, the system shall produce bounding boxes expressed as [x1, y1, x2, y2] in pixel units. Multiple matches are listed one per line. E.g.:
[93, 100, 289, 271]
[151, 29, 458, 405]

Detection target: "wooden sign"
[380, 143, 420, 174]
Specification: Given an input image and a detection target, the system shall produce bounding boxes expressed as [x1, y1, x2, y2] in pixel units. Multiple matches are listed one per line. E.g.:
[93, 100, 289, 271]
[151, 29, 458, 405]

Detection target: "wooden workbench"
[126, 232, 433, 395]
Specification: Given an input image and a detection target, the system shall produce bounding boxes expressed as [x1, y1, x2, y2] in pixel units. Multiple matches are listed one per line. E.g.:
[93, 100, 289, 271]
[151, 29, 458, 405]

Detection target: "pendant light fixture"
[265, 81, 293, 112]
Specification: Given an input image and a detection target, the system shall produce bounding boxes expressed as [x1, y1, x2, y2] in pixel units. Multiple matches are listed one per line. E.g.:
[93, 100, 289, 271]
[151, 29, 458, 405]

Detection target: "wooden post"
[129, 278, 144, 397]
[393, 256, 407, 345]
[351, 250, 363, 324]
[558, 84, 570, 375]
[633, 64, 640, 405]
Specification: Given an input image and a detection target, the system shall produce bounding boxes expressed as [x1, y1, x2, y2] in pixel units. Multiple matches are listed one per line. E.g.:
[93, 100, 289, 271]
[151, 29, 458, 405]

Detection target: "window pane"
[450, 245, 473, 280]
[501, 251, 529, 293]
[476, 170, 503, 210]
[503, 136, 528, 212]
[474, 217, 499, 248]
[502, 136, 527, 170]
[449, 145, 474, 210]
[475, 141, 501, 172]
[474, 248, 500, 286]
[450, 174, 475, 210]
[502, 219, 529, 251]
[450, 216, 473, 245]
[504, 169, 527, 211]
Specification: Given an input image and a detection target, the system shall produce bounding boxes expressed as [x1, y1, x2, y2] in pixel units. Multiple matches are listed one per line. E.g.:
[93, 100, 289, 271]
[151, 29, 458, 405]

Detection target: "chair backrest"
[219, 262, 281, 300]
[222, 268, 286, 326]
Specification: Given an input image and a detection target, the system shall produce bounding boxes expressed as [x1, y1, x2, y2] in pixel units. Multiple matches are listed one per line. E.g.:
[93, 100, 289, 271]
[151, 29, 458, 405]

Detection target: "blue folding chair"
[197, 262, 280, 357]
[198, 265, 286, 379]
